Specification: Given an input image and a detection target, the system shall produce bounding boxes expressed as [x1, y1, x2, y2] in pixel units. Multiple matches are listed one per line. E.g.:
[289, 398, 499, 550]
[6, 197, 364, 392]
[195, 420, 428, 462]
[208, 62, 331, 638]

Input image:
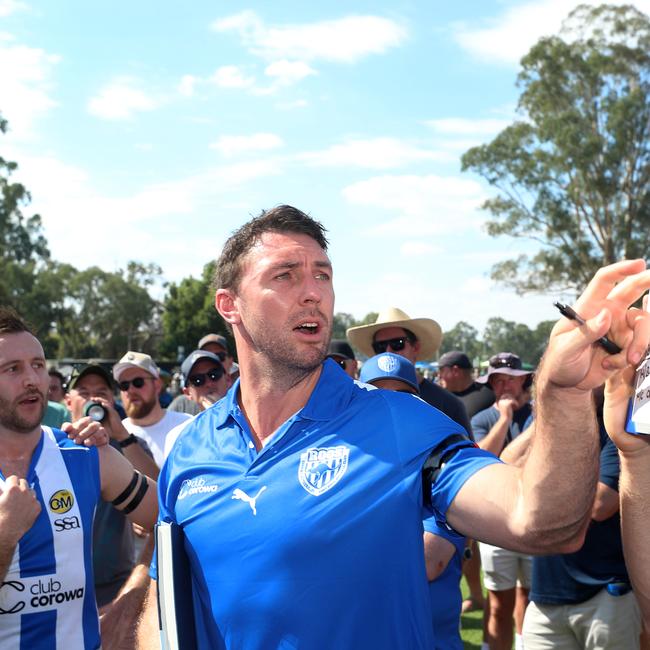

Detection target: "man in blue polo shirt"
[136, 205, 650, 649]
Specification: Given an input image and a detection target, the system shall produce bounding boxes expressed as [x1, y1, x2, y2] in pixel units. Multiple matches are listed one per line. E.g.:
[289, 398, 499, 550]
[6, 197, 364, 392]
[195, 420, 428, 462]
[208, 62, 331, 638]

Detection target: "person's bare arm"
[0, 477, 41, 582]
[603, 363, 650, 623]
[423, 532, 456, 581]
[499, 426, 533, 466]
[447, 260, 650, 554]
[136, 581, 161, 649]
[591, 481, 619, 521]
[98, 444, 158, 530]
[100, 535, 155, 648]
[477, 399, 515, 456]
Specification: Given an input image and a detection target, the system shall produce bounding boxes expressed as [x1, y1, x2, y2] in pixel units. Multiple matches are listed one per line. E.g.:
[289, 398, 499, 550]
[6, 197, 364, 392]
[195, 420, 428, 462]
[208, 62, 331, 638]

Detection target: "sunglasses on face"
[118, 376, 152, 391]
[187, 367, 224, 387]
[372, 336, 412, 355]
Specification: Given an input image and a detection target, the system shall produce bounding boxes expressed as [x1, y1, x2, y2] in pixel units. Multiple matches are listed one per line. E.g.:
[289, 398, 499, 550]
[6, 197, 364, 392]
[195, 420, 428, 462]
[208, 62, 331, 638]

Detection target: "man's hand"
[199, 394, 219, 410]
[0, 476, 41, 545]
[62, 417, 109, 448]
[542, 260, 650, 392]
[496, 396, 516, 421]
[604, 365, 650, 455]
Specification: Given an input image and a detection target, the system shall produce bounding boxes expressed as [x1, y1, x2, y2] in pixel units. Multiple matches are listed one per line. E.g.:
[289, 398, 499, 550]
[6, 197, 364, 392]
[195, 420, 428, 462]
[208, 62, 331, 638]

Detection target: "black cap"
[68, 364, 114, 391]
[438, 350, 472, 369]
[328, 339, 355, 360]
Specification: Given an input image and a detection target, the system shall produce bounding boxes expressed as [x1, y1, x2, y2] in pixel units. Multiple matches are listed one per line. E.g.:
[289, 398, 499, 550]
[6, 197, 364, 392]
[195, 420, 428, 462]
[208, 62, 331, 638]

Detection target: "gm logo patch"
[49, 490, 74, 514]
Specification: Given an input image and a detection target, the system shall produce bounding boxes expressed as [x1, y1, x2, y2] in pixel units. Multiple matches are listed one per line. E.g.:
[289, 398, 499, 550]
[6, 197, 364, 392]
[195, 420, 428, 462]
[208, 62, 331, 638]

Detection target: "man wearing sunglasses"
[163, 350, 229, 458]
[347, 307, 472, 438]
[114, 351, 191, 468]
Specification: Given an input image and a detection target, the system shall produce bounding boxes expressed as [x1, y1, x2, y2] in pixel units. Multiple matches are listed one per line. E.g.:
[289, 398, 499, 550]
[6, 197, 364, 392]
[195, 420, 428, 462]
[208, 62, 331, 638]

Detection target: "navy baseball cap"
[360, 353, 419, 392]
[181, 350, 224, 382]
[328, 339, 356, 361]
[438, 350, 472, 369]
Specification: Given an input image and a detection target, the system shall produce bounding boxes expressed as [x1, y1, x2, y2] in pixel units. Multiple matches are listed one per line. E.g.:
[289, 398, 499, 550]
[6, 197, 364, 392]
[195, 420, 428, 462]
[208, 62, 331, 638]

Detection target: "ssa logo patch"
[298, 446, 349, 496]
[49, 489, 74, 514]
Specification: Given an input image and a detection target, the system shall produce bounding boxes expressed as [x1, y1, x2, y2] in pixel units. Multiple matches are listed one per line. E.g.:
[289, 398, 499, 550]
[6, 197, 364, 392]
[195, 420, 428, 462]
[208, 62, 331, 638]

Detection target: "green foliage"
[55, 262, 163, 358]
[159, 261, 232, 360]
[332, 311, 379, 341]
[442, 318, 554, 366]
[462, 4, 650, 294]
[439, 321, 482, 362]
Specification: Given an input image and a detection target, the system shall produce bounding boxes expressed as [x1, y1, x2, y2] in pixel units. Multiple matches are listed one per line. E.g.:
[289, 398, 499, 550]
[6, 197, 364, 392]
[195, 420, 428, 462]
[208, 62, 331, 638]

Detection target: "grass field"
[459, 577, 484, 649]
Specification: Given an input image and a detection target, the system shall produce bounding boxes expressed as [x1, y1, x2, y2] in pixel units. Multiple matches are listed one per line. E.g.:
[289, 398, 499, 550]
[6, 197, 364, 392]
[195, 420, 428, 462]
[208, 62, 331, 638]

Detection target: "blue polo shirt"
[423, 517, 465, 650]
[152, 359, 499, 649]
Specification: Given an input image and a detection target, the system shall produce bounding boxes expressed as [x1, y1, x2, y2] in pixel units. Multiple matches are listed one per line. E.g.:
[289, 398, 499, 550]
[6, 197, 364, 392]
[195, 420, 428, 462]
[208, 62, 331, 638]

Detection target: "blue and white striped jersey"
[0, 427, 101, 650]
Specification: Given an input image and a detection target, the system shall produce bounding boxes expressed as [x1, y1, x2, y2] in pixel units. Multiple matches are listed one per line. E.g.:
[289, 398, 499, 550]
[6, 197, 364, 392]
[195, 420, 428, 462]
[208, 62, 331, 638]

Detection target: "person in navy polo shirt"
[135, 205, 650, 650]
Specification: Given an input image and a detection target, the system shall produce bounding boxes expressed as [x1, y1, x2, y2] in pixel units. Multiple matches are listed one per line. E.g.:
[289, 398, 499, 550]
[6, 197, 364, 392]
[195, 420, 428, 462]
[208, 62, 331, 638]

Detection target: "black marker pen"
[553, 301, 622, 355]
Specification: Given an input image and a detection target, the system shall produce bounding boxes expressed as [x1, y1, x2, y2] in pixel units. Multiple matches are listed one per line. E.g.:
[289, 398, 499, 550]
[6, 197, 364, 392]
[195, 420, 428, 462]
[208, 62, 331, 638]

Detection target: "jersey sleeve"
[430, 445, 501, 519]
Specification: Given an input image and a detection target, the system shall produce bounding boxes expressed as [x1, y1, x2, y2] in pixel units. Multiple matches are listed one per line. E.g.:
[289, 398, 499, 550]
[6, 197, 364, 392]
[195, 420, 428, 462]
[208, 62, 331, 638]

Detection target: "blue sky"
[2, 0, 647, 334]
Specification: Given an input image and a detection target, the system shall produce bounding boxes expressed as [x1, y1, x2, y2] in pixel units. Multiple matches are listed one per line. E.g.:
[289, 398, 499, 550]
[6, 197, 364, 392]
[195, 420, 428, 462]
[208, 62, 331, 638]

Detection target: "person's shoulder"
[470, 403, 497, 424]
[163, 409, 193, 425]
[46, 426, 98, 458]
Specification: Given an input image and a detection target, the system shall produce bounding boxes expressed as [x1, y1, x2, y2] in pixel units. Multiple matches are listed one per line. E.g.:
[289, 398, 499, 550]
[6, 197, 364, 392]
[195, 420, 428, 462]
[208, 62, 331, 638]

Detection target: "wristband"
[118, 434, 138, 449]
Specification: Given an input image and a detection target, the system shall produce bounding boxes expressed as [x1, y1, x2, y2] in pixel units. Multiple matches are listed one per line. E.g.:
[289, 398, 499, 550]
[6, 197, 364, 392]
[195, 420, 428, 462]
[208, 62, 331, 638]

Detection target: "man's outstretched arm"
[446, 260, 650, 554]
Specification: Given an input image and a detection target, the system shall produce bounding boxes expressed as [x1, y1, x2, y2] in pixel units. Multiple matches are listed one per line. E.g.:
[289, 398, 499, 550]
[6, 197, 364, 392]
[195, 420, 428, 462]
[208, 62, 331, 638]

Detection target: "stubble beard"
[125, 394, 156, 420]
[249, 312, 331, 384]
[0, 391, 46, 434]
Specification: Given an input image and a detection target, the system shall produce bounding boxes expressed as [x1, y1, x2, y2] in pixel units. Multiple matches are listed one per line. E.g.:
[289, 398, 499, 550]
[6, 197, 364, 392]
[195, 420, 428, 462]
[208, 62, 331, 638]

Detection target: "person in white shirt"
[113, 351, 190, 468]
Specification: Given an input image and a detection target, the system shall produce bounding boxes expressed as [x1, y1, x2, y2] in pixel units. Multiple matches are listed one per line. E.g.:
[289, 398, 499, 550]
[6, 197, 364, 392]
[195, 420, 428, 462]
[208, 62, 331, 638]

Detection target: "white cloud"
[212, 11, 407, 63]
[0, 39, 59, 139]
[178, 74, 198, 97]
[210, 133, 284, 157]
[264, 60, 316, 86]
[0, 0, 27, 17]
[13, 152, 281, 274]
[276, 98, 309, 110]
[453, 0, 650, 65]
[343, 174, 487, 235]
[300, 138, 451, 169]
[209, 65, 255, 89]
[400, 241, 442, 256]
[87, 77, 162, 120]
[426, 117, 511, 136]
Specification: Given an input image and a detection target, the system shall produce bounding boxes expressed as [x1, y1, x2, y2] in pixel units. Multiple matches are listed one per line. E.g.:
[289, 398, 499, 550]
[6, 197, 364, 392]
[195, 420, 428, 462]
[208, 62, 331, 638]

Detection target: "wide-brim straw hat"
[346, 307, 442, 360]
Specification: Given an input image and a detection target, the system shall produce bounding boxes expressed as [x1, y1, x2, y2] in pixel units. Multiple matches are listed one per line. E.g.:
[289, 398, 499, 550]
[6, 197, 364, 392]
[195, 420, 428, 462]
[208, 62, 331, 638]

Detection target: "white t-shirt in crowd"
[123, 410, 191, 467]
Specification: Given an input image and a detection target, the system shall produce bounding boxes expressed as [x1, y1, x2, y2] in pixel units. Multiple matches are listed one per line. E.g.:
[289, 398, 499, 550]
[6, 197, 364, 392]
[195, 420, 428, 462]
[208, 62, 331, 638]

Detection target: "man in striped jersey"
[0, 308, 158, 649]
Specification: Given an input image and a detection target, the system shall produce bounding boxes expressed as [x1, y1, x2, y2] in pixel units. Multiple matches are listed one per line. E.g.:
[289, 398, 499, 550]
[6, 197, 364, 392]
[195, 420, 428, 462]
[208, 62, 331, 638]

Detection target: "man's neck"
[130, 405, 166, 428]
[238, 361, 322, 450]
[0, 427, 42, 478]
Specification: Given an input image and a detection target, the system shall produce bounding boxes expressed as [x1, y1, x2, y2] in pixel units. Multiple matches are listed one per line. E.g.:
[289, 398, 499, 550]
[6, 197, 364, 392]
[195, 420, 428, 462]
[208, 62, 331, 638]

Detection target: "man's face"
[48, 375, 66, 403]
[119, 367, 159, 419]
[229, 231, 334, 373]
[372, 327, 420, 365]
[489, 373, 526, 402]
[183, 358, 228, 406]
[0, 331, 48, 435]
[437, 366, 453, 389]
[372, 378, 418, 394]
[66, 373, 114, 421]
[201, 342, 232, 372]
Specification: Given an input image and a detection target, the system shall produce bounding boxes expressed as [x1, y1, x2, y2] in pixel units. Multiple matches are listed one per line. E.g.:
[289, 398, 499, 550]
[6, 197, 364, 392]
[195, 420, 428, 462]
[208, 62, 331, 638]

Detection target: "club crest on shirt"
[298, 445, 349, 496]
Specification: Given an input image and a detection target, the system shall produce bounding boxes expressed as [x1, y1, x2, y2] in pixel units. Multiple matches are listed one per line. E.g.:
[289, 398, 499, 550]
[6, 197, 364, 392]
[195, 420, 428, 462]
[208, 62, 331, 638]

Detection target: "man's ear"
[413, 339, 421, 355]
[215, 289, 240, 325]
[182, 386, 190, 397]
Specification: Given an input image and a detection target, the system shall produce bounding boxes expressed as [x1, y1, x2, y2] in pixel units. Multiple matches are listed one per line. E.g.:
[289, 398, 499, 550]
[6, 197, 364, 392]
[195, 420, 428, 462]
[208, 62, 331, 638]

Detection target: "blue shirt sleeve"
[430, 445, 501, 519]
[149, 451, 177, 580]
[470, 407, 497, 443]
